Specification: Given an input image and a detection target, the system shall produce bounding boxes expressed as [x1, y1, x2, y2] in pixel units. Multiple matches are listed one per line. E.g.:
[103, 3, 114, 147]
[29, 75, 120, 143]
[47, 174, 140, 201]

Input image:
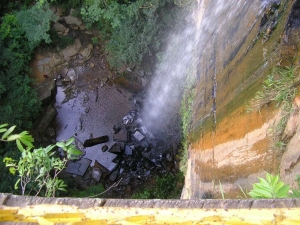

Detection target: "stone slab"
[65, 158, 92, 176]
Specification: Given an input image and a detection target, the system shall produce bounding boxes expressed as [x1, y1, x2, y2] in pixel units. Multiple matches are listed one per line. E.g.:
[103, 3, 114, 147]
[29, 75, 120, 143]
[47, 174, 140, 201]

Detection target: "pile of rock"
[67, 100, 176, 197]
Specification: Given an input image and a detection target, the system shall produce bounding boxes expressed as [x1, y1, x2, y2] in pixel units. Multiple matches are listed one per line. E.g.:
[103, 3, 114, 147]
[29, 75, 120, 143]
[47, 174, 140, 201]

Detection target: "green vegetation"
[51, 0, 84, 12]
[0, 2, 56, 128]
[80, 0, 192, 69]
[179, 68, 196, 174]
[248, 66, 296, 112]
[132, 173, 184, 199]
[248, 173, 290, 198]
[248, 66, 298, 151]
[0, 0, 192, 197]
[16, 3, 57, 49]
[0, 3, 57, 193]
[1, 124, 81, 197]
[48, 30, 75, 50]
[217, 173, 300, 199]
[247, 173, 300, 199]
[290, 175, 300, 198]
[70, 183, 106, 198]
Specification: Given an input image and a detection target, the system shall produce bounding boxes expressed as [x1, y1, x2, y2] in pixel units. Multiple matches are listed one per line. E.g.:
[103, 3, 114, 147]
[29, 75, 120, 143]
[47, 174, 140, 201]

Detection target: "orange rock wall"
[183, 0, 299, 199]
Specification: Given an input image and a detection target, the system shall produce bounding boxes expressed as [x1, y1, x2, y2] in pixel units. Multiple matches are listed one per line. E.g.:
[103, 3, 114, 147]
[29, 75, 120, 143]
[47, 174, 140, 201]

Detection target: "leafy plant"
[0, 13, 42, 129]
[70, 183, 106, 198]
[132, 173, 184, 199]
[290, 175, 300, 198]
[248, 173, 290, 198]
[48, 30, 75, 50]
[179, 67, 196, 174]
[91, 36, 99, 45]
[80, 0, 189, 69]
[248, 66, 296, 112]
[50, 0, 83, 11]
[1, 124, 82, 197]
[248, 67, 298, 152]
[15, 3, 57, 50]
[132, 189, 151, 199]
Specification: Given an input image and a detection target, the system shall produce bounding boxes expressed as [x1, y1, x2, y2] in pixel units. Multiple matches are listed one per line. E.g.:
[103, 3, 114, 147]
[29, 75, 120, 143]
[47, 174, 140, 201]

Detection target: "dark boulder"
[83, 135, 109, 147]
[109, 169, 119, 182]
[108, 143, 123, 154]
[94, 160, 110, 178]
[101, 145, 108, 152]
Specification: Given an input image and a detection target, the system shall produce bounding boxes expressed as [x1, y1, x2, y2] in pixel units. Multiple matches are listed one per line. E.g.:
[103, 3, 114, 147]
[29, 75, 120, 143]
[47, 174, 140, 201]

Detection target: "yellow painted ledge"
[1, 205, 300, 225]
[1, 194, 300, 224]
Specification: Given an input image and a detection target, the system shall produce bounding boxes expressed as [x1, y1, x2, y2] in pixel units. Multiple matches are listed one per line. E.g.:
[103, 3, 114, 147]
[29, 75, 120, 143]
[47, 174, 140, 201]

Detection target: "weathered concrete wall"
[183, 0, 300, 199]
[1, 193, 300, 224]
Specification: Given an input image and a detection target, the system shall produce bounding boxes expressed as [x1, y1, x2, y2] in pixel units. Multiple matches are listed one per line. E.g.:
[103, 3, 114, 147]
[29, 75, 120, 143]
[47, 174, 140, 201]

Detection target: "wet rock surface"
[29, 6, 181, 198]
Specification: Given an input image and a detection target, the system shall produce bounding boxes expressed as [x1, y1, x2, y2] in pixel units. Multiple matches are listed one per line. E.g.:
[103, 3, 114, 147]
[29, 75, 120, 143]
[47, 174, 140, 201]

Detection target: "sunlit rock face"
[181, 0, 300, 199]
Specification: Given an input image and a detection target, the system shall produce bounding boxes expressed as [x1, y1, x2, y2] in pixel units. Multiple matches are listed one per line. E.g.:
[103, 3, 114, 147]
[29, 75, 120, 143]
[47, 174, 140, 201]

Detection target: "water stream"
[141, 0, 271, 136]
[140, 0, 276, 199]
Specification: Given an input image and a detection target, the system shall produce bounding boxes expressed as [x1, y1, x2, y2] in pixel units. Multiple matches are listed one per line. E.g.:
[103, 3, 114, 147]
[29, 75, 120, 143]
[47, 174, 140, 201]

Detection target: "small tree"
[1, 124, 82, 197]
[16, 2, 57, 50]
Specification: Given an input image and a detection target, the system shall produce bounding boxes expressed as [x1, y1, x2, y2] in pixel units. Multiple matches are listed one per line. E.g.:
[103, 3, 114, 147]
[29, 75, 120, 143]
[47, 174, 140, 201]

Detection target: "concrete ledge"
[1, 193, 300, 224]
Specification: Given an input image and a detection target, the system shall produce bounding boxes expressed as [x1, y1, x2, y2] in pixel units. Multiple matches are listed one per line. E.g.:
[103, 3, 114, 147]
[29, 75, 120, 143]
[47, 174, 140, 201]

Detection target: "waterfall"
[141, 0, 270, 137]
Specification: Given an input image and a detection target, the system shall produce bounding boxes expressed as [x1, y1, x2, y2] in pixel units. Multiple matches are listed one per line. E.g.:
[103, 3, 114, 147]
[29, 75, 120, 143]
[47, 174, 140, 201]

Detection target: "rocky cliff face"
[183, 0, 300, 199]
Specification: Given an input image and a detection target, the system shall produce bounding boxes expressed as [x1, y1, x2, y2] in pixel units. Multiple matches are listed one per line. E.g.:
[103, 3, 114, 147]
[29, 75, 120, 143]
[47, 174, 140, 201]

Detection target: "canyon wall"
[183, 0, 300, 199]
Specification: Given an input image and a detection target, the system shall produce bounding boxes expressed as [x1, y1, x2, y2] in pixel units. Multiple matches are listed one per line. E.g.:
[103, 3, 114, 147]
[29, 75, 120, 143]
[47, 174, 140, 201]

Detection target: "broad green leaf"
[275, 185, 290, 198]
[248, 190, 264, 198]
[0, 128, 7, 133]
[258, 177, 271, 189]
[48, 151, 55, 157]
[20, 133, 34, 142]
[266, 173, 272, 183]
[0, 124, 8, 128]
[3, 157, 14, 164]
[44, 145, 55, 153]
[56, 142, 66, 148]
[27, 151, 32, 159]
[271, 174, 279, 187]
[20, 131, 29, 135]
[18, 164, 24, 175]
[16, 139, 24, 152]
[274, 181, 285, 193]
[66, 137, 75, 146]
[20, 138, 34, 148]
[57, 187, 67, 192]
[7, 134, 20, 141]
[291, 189, 300, 198]
[67, 149, 82, 155]
[9, 167, 16, 175]
[255, 188, 273, 198]
[252, 183, 270, 192]
[1, 125, 16, 140]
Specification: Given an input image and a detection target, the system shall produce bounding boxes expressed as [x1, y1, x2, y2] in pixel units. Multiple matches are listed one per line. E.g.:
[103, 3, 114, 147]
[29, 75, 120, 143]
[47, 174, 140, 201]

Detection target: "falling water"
[141, 3, 201, 136]
[142, 0, 272, 137]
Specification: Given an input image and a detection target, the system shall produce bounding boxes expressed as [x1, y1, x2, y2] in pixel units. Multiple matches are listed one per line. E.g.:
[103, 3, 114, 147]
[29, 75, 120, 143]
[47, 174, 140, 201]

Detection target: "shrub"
[248, 67, 296, 112]
[247, 67, 298, 151]
[70, 184, 106, 198]
[0, 13, 41, 129]
[16, 3, 57, 50]
[248, 173, 290, 198]
[132, 173, 184, 199]
[80, 0, 189, 69]
[2, 124, 82, 197]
